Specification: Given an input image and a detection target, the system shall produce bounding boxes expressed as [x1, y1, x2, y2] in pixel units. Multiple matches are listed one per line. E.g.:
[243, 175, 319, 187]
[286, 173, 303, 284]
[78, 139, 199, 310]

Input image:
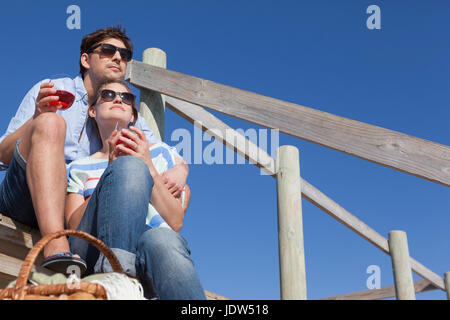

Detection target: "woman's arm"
[109, 127, 186, 232]
[65, 193, 90, 230]
[150, 172, 185, 232]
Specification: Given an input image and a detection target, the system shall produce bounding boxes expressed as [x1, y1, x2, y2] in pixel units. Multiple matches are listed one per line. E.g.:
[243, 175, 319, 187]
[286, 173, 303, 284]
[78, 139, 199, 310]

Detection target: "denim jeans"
[69, 156, 206, 300]
[0, 139, 38, 228]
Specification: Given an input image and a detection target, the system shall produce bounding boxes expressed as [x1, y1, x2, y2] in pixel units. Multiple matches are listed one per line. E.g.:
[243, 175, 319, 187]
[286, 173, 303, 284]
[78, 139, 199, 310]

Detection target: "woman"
[65, 80, 205, 300]
[65, 81, 188, 232]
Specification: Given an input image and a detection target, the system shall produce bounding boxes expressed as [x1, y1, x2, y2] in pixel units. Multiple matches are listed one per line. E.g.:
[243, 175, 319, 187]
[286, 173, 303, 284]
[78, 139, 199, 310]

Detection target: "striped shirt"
[66, 142, 184, 230]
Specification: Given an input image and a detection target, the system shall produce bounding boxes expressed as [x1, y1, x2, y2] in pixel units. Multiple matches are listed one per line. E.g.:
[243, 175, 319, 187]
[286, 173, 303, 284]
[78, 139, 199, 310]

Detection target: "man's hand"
[161, 159, 189, 198]
[34, 82, 61, 118]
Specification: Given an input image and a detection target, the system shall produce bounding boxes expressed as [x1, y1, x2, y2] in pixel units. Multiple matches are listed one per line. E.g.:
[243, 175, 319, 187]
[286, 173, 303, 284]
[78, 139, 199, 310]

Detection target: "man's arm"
[134, 115, 189, 196]
[0, 80, 44, 165]
[0, 119, 32, 164]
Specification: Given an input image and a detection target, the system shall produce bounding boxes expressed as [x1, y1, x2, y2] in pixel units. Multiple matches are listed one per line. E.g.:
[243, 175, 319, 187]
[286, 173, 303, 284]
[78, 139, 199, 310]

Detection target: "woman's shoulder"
[67, 155, 108, 171]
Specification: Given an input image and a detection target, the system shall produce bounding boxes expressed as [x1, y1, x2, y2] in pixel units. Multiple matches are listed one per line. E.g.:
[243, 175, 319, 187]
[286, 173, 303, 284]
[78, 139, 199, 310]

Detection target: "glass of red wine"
[47, 75, 76, 110]
[115, 122, 133, 149]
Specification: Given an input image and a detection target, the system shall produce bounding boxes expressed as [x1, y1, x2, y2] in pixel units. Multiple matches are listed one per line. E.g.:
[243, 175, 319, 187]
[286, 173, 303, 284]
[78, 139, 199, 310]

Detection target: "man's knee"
[30, 113, 66, 142]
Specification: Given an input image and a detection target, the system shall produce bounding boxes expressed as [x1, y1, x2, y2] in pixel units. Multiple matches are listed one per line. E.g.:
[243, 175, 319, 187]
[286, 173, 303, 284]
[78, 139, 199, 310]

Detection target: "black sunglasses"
[100, 89, 136, 105]
[87, 43, 133, 62]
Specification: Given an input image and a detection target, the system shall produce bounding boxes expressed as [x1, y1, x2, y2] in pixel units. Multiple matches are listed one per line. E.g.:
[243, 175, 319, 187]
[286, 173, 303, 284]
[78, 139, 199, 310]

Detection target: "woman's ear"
[80, 53, 90, 71]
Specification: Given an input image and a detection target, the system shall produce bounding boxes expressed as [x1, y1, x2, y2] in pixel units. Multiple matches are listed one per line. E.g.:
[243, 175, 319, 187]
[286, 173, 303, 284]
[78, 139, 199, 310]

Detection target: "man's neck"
[82, 74, 96, 104]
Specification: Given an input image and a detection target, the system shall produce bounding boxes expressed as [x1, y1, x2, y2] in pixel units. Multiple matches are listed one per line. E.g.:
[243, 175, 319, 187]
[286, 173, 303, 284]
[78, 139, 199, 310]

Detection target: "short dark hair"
[79, 25, 133, 79]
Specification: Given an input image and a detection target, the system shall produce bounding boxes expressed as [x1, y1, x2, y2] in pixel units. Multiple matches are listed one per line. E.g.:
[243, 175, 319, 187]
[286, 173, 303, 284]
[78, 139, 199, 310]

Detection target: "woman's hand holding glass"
[107, 126, 157, 175]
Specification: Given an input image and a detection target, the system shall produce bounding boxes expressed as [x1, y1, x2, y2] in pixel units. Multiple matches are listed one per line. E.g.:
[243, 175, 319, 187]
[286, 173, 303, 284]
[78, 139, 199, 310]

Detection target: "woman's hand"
[111, 126, 157, 175]
[107, 129, 122, 165]
[34, 82, 61, 118]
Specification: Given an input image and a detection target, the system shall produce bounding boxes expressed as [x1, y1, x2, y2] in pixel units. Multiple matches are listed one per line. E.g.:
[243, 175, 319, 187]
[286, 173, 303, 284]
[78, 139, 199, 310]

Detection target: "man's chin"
[104, 70, 125, 81]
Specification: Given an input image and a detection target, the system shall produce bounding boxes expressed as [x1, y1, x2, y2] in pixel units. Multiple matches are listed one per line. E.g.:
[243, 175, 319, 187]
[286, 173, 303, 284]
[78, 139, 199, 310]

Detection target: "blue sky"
[0, 1, 449, 300]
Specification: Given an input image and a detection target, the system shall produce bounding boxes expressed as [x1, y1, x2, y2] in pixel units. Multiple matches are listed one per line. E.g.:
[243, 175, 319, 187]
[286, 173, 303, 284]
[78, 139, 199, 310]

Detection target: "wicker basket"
[0, 230, 124, 300]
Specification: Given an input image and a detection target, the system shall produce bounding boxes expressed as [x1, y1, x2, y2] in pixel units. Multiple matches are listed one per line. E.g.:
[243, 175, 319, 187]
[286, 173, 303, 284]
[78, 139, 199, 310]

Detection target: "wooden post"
[445, 272, 450, 300]
[275, 145, 307, 300]
[388, 230, 416, 300]
[139, 48, 167, 141]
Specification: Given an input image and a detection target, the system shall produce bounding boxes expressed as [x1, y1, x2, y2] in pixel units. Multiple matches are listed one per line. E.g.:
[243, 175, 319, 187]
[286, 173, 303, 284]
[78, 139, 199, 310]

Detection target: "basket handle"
[14, 230, 124, 290]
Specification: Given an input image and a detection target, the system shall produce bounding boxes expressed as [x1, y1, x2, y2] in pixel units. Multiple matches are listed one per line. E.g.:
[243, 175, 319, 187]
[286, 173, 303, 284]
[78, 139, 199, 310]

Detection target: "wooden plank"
[0, 213, 230, 299]
[0, 214, 41, 250]
[204, 290, 230, 300]
[139, 48, 167, 142]
[0, 253, 53, 282]
[165, 96, 276, 175]
[276, 146, 307, 300]
[320, 280, 438, 300]
[126, 60, 450, 187]
[165, 96, 446, 291]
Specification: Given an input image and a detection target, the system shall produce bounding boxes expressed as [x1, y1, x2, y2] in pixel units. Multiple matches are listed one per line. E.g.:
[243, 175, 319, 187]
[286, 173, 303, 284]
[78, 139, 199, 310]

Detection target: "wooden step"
[0, 213, 228, 300]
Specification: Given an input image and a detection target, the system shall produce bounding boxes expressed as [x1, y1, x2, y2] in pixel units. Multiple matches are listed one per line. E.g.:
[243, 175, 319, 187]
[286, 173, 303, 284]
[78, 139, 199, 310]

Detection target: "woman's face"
[89, 82, 135, 128]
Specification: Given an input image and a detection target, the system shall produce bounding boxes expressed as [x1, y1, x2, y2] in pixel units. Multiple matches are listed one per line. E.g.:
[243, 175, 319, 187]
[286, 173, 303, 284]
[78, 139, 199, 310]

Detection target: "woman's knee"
[137, 227, 191, 260]
[107, 156, 153, 192]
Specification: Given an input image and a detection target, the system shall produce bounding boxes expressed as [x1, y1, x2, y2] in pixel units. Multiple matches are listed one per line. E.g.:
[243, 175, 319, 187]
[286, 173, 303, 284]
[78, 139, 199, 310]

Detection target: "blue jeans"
[0, 140, 38, 228]
[69, 156, 206, 300]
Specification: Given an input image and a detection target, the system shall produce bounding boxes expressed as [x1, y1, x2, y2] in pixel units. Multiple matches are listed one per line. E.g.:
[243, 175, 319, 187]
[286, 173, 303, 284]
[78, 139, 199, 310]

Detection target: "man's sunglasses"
[100, 89, 136, 105]
[87, 43, 133, 62]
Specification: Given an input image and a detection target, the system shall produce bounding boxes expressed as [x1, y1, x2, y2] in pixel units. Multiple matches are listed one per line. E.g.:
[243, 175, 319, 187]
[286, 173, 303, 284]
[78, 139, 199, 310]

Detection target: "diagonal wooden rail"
[320, 279, 437, 300]
[164, 96, 445, 292]
[126, 60, 450, 187]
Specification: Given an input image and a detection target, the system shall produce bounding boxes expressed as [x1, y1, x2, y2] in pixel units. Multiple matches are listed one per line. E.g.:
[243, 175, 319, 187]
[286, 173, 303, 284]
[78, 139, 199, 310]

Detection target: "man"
[0, 26, 205, 299]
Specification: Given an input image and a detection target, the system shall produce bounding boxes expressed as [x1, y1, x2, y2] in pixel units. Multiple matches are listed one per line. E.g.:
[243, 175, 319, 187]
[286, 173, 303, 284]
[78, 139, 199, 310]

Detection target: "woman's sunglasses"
[87, 43, 133, 62]
[100, 89, 136, 105]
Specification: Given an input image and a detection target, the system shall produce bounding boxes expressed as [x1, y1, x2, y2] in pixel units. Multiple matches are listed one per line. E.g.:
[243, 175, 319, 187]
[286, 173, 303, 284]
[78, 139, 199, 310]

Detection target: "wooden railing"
[126, 48, 450, 300]
[0, 47, 448, 300]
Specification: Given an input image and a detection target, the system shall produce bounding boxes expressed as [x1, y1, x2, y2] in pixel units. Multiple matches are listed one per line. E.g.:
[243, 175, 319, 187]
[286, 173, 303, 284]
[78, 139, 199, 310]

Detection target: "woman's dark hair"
[79, 25, 133, 79]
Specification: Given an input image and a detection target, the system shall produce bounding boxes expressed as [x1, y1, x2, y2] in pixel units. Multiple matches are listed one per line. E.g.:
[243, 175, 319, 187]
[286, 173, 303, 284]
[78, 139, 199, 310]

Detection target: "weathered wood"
[0, 253, 54, 282]
[165, 96, 446, 291]
[0, 214, 42, 249]
[204, 290, 230, 300]
[388, 231, 416, 300]
[165, 96, 276, 175]
[126, 60, 450, 187]
[276, 146, 307, 300]
[137, 48, 167, 141]
[320, 279, 438, 300]
[445, 272, 450, 300]
[0, 214, 230, 300]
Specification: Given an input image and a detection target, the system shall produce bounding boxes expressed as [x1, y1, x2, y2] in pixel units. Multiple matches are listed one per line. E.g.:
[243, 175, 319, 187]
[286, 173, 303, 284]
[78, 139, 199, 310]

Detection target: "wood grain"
[126, 60, 450, 186]
[165, 96, 446, 291]
[320, 280, 438, 300]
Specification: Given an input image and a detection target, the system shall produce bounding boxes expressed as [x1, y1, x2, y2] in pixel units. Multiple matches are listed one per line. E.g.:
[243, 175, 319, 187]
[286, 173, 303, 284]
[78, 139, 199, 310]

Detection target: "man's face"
[83, 37, 129, 82]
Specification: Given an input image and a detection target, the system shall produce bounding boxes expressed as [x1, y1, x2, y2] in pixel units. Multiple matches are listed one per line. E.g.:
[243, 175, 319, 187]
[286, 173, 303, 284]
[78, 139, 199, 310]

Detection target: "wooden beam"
[320, 280, 438, 300]
[165, 96, 446, 291]
[276, 146, 307, 300]
[126, 60, 450, 187]
[204, 290, 230, 300]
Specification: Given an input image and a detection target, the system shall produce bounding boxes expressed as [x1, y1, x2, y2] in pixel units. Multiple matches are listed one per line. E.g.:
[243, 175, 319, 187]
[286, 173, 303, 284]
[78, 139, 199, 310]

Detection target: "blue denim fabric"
[0, 140, 38, 228]
[69, 156, 206, 300]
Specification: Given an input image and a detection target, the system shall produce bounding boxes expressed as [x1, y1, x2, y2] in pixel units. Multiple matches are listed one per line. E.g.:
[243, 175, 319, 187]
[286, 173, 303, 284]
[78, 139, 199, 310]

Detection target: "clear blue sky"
[0, 1, 449, 300]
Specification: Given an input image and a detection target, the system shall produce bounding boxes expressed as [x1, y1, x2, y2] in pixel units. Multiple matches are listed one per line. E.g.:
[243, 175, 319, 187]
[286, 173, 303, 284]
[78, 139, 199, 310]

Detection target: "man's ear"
[88, 106, 96, 119]
[80, 53, 90, 71]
